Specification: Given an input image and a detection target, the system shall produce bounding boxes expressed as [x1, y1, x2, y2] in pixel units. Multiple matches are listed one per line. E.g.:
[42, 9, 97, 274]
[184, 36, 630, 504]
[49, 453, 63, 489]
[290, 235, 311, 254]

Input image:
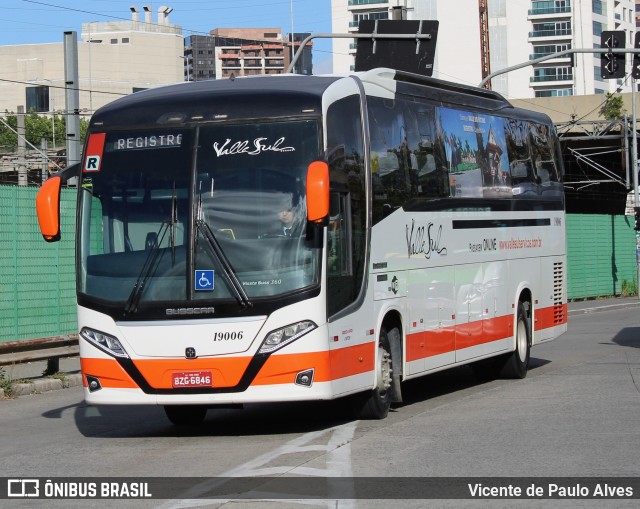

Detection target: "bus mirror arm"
[56, 163, 81, 184]
[305, 221, 324, 249]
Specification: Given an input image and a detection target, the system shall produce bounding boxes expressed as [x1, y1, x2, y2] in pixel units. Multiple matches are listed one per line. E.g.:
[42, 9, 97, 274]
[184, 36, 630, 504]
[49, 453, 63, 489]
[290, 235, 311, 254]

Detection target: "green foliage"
[0, 368, 13, 397]
[599, 93, 626, 121]
[0, 111, 89, 152]
[621, 279, 638, 297]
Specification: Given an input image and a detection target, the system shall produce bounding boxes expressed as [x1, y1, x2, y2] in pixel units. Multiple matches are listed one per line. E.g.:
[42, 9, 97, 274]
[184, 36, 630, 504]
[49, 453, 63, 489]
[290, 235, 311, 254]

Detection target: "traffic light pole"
[633, 76, 638, 211]
[632, 76, 640, 299]
[478, 47, 640, 88]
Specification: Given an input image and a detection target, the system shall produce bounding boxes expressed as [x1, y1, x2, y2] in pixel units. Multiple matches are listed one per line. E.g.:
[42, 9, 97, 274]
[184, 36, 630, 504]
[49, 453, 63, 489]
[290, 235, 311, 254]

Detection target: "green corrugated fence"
[566, 214, 638, 300]
[0, 185, 77, 342]
[1, 183, 638, 343]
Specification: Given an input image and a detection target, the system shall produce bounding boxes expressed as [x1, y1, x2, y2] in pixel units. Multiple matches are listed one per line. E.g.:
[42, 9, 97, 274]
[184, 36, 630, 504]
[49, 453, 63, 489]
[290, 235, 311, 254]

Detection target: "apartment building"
[0, 6, 183, 116]
[184, 28, 312, 81]
[332, 0, 636, 99]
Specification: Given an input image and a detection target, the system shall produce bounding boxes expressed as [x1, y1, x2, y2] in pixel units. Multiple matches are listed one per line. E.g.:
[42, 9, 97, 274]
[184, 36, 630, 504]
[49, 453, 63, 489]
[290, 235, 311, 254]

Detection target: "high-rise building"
[184, 28, 312, 81]
[332, 0, 636, 99]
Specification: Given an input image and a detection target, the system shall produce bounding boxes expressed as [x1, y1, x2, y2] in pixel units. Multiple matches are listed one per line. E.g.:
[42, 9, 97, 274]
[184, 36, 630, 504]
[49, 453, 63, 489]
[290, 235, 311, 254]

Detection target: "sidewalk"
[566, 295, 640, 315]
[0, 356, 82, 399]
[2, 297, 640, 399]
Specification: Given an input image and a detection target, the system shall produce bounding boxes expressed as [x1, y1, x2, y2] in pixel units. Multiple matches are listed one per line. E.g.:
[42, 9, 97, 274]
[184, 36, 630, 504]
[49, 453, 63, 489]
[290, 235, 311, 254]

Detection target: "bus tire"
[499, 301, 530, 379]
[358, 327, 394, 419]
[164, 405, 207, 426]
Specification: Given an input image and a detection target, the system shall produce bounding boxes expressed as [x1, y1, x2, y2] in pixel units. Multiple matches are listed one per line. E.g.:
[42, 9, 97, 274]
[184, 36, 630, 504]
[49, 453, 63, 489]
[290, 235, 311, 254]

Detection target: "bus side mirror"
[36, 176, 62, 242]
[306, 161, 329, 223]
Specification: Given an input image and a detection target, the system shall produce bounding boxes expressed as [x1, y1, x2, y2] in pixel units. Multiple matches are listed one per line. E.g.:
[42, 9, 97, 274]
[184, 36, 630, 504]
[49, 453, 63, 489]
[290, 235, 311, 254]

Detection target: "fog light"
[295, 369, 314, 387]
[86, 375, 102, 392]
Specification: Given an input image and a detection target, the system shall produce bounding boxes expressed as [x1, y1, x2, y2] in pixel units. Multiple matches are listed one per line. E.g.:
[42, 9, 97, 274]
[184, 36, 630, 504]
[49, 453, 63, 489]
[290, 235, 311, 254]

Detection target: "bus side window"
[328, 192, 352, 277]
[504, 119, 537, 197]
[414, 108, 449, 199]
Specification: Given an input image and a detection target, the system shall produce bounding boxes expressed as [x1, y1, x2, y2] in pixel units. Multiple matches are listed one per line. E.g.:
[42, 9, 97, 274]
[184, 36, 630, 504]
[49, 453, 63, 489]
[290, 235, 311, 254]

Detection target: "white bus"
[37, 67, 567, 425]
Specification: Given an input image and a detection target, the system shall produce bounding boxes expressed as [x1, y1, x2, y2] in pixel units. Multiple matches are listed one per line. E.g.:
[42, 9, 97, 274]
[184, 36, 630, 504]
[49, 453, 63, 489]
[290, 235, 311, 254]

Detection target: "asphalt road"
[1, 298, 639, 508]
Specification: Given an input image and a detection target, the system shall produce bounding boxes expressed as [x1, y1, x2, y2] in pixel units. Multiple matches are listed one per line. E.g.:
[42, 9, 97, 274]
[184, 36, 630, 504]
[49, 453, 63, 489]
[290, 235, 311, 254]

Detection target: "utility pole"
[632, 32, 640, 299]
[41, 138, 49, 183]
[64, 31, 80, 186]
[17, 105, 27, 186]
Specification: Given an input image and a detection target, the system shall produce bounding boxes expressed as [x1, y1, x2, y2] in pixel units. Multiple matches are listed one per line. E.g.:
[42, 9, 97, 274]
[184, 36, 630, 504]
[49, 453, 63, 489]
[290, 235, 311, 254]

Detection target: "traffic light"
[601, 31, 625, 79]
[634, 207, 640, 231]
[633, 32, 640, 79]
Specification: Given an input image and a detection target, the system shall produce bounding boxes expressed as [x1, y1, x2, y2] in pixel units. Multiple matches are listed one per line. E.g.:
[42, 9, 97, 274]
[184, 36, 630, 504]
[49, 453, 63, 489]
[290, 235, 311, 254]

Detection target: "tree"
[0, 111, 89, 152]
[599, 92, 626, 121]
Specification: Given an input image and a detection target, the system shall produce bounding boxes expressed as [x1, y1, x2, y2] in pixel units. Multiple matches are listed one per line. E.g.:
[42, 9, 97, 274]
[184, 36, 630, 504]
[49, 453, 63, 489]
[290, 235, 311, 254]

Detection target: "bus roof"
[90, 69, 553, 130]
[90, 74, 342, 128]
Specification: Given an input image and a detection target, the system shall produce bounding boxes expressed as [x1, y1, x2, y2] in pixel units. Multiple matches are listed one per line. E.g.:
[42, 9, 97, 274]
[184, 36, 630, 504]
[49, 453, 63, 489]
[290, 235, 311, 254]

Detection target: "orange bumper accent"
[81, 358, 138, 389]
[81, 342, 376, 390]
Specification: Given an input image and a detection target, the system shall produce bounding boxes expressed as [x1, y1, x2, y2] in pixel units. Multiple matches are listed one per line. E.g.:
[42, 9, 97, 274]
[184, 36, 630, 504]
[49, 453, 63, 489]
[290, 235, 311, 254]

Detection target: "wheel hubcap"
[376, 347, 393, 395]
[516, 319, 527, 363]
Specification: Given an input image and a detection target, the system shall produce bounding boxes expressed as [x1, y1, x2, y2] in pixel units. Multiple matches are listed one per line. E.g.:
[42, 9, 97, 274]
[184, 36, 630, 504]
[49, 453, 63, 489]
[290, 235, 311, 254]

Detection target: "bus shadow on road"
[71, 399, 358, 438]
[399, 356, 551, 407]
[68, 357, 553, 438]
[610, 328, 640, 348]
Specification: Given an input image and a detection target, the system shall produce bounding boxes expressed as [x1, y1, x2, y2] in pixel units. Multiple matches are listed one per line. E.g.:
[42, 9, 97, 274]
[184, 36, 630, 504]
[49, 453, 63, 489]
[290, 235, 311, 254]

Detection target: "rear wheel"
[358, 327, 394, 419]
[164, 405, 207, 426]
[499, 301, 530, 379]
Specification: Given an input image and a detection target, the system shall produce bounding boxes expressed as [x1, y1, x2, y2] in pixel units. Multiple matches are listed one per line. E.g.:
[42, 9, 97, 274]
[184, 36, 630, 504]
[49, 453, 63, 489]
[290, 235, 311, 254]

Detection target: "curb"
[567, 300, 640, 316]
[2, 373, 83, 399]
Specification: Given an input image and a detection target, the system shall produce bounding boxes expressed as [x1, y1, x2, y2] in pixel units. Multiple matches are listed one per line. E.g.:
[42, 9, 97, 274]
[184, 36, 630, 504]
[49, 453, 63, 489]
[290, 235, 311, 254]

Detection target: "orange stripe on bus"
[406, 328, 455, 361]
[405, 305, 565, 363]
[329, 342, 375, 380]
[81, 358, 138, 389]
[81, 305, 566, 390]
[252, 352, 330, 385]
[534, 304, 568, 330]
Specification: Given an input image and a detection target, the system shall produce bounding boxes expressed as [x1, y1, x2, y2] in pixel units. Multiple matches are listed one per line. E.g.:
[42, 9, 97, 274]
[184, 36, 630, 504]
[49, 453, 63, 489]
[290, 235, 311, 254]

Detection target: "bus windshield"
[77, 120, 322, 315]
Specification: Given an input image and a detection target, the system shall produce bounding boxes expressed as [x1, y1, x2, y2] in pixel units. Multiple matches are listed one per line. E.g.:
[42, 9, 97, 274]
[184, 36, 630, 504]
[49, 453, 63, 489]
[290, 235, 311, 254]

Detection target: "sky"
[0, 0, 335, 72]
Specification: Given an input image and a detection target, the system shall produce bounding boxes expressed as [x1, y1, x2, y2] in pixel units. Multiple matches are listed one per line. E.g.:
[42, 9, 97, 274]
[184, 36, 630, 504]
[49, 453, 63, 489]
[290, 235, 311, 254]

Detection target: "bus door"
[481, 260, 510, 351]
[406, 268, 456, 375]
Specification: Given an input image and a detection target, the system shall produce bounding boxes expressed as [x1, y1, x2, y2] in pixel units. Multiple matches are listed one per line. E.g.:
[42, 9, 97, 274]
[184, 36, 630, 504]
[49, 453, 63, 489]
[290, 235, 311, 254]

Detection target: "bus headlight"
[258, 320, 317, 354]
[80, 327, 129, 359]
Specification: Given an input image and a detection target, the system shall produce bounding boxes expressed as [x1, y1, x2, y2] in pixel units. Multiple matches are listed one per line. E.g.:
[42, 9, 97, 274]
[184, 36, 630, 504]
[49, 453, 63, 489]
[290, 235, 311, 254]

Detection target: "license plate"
[172, 371, 212, 388]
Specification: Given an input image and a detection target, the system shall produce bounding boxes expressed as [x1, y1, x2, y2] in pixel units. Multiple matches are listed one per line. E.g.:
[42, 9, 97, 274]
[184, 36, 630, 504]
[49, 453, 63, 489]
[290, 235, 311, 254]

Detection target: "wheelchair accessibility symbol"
[195, 270, 214, 291]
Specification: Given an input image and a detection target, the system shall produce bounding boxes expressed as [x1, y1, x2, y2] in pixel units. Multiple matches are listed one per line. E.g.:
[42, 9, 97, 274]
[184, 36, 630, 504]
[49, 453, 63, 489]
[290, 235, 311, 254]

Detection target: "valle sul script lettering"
[406, 219, 447, 259]
[213, 137, 295, 157]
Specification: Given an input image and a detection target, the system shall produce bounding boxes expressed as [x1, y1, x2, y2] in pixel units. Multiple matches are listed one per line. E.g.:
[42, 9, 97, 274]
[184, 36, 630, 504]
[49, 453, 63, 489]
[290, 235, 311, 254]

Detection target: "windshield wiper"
[195, 219, 252, 309]
[124, 221, 170, 315]
[124, 185, 179, 316]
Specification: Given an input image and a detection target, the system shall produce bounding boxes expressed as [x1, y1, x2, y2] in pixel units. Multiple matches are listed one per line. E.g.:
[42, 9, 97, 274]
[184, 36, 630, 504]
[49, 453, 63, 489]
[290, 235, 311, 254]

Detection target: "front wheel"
[498, 301, 531, 379]
[164, 405, 207, 426]
[358, 328, 395, 419]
